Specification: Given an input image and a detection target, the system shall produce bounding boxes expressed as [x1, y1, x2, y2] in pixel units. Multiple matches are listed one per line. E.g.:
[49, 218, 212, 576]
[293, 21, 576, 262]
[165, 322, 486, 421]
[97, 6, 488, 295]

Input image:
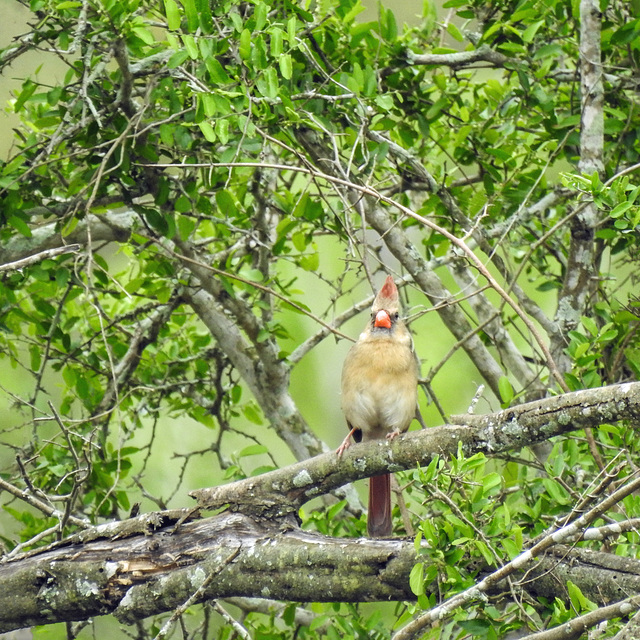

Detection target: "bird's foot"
[336, 427, 358, 457]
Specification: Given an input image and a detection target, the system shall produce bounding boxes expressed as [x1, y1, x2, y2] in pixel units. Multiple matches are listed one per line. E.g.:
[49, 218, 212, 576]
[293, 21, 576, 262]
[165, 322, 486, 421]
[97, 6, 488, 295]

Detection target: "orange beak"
[374, 310, 392, 329]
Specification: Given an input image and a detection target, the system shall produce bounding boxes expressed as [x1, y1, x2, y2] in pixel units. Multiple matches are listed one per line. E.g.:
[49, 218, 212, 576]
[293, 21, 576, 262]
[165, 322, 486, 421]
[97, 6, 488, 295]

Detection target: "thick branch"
[192, 382, 640, 515]
[0, 512, 416, 632]
[551, 0, 604, 367]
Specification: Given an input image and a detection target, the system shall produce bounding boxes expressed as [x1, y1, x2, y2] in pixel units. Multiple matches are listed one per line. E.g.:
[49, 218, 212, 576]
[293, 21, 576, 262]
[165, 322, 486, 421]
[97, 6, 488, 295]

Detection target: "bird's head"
[371, 275, 400, 332]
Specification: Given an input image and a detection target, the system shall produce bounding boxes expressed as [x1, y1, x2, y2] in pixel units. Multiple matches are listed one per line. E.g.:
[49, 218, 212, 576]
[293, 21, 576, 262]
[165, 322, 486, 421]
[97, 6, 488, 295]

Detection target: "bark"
[404, 44, 511, 70]
[551, 0, 604, 368]
[526, 546, 640, 606]
[0, 512, 416, 632]
[0, 210, 136, 266]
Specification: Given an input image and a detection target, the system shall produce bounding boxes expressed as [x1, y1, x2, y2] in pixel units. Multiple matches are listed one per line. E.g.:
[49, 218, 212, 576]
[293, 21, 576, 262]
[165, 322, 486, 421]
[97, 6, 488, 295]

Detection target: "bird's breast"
[341, 336, 418, 440]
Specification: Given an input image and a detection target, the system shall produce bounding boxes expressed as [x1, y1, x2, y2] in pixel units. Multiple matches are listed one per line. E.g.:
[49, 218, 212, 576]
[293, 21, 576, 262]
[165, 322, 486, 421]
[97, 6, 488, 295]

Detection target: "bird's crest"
[372, 275, 399, 313]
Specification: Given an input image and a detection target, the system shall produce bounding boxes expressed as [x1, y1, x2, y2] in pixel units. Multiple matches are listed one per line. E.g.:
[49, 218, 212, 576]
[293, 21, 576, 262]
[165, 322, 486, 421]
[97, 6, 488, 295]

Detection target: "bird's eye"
[394, 312, 399, 320]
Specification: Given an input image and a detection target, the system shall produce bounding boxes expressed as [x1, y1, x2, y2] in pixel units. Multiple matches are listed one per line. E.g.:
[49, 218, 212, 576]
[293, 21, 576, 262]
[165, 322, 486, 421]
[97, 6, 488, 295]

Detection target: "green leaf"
[522, 20, 544, 43]
[239, 29, 252, 60]
[177, 215, 196, 241]
[215, 119, 230, 144]
[327, 500, 346, 520]
[292, 230, 308, 252]
[343, 1, 365, 23]
[206, 57, 231, 85]
[243, 403, 263, 425]
[253, 1, 267, 30]
[299, 252, 319, 271]
[200, 93, 216, 117]
[380, 7, 398, 40]
[498, 376, 514, 406]
[425, 96, 448, 120]
[182, 34, 199, 59]
[181, 0, 199, 31]
[409, 563, 425, 596]
[279, 53, 292, 80]
[270, 27, 283, 56]
[573, 342, 590, 359]
[8, 215, 32, 237]
[422, 455, 440, 484]
[216, 189, 238, 217]
[610, 201, 634, 218]
[446, 22, 464, 42]
[29, 344, 41, 371]
[196, 0, 213, 33]
[159, 123, 174, 147]
[168, 49, 189, 68]
[14, 80, 36, 112]
[482, 472, 502, 495]
[198, 121, 216, 142]
[375, 94, 394, 111]
[251, 35, 268, 69]
[287, 16, 297, 46]
[475, 540, 495, 565]
[228, 385, 242, 404]
[501, 537, 520, 560]
[581, 316, 598, 337]
[238, 444, 268, 457]
[458, 620, 491, 635]
[132, 25, 154, 45]
[567, 580, 597, 612]
[542, 478, 570, 505]
[257, 67, 279, 98]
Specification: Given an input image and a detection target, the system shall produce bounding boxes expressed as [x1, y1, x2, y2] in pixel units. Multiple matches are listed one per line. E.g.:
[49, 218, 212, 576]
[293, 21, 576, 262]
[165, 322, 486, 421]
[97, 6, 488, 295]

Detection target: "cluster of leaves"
[398, 443, 637, 639]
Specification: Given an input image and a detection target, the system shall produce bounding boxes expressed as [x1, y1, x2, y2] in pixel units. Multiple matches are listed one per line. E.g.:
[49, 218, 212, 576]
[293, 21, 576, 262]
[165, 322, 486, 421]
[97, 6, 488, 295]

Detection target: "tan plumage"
[339, 275, 420, 537]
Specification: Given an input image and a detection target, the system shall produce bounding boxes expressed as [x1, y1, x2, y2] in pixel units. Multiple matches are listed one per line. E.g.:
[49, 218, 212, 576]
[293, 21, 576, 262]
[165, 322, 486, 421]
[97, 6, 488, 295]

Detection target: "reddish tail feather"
[368, 473, 391, 537]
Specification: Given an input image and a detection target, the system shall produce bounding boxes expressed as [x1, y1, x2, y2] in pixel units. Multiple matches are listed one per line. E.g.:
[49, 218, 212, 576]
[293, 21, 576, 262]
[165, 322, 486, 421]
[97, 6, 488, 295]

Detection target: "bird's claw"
[336, 440, 351, 457]
[337, 426, 358, 457]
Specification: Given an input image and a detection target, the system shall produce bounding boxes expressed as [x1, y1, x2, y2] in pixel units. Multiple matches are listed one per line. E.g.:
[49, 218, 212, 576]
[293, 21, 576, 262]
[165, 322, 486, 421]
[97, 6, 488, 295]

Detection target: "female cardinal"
[338, 275, 420, 537]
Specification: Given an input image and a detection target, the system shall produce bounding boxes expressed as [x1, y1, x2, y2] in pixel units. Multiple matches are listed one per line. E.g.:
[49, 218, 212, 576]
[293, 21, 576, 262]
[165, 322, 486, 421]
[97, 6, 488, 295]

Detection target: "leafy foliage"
[2, 0, 640, 637]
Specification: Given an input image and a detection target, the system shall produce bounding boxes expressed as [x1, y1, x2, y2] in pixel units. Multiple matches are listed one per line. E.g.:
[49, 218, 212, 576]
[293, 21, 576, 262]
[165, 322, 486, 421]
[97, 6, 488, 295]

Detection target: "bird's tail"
[368, 473, 392, 537]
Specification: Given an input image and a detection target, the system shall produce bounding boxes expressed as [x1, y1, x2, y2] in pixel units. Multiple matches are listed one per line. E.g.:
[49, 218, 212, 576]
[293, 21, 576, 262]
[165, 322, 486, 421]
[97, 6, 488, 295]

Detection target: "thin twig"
[0, 244, 81, 273]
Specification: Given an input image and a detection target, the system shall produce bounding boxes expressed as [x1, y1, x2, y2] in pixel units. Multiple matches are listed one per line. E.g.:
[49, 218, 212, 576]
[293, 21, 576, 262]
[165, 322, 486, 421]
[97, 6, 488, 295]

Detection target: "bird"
[338, 275, 420, 537]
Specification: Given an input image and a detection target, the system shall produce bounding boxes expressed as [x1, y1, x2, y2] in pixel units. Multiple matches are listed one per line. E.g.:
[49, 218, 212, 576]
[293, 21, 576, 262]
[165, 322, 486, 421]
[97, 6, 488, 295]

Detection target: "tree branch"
[192, 381, 640, 514]
[0, 244, 81, 272]
[523, 596, 640, 640]
[0, 511, 416, 632]
[403, 45, 511, 70]
[551, 0, 604, 369]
